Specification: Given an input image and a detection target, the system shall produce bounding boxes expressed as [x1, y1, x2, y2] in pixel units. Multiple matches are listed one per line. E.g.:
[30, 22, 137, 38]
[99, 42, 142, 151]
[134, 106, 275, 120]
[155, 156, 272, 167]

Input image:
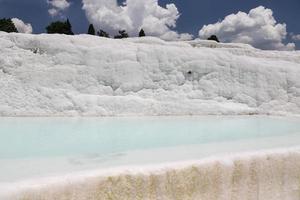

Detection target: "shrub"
[114, 30, 129, 39]
[0, 18, 18, 33]
[97, 29, 109, 38]
[46, 19, 74, 35]
[207, 35, 219, 43]
[139, 29, 146, 37]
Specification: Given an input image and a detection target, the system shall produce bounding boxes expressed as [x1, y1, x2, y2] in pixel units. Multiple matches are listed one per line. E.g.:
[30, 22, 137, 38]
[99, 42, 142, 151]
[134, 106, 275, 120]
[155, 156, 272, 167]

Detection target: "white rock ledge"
[0, 32, 300, 116]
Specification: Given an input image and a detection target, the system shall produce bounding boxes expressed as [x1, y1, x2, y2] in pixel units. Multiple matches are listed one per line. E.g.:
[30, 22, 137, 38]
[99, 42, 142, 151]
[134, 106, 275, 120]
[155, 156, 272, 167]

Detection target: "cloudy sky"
[0, 0, 299, 50]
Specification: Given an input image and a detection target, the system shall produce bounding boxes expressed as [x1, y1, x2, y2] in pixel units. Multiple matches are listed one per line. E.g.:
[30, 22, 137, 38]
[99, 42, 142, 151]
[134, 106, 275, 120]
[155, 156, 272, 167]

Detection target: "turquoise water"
[1, 116, 300, 159]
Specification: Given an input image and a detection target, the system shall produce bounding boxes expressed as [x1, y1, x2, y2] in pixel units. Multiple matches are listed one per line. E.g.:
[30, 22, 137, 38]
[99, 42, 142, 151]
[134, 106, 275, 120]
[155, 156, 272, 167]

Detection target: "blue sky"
[0, 0, 299, 49]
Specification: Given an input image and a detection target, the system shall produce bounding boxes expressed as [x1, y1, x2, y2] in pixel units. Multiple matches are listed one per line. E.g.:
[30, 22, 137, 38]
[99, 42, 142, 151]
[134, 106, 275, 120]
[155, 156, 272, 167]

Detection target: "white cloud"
[48, 8, 59, 17]
[47, 0, 70, 17]
[82, 0, 193, 40]
[199, 6, 295, 51]
[291, 33, 300, 41]
[11, 18, 33, 34]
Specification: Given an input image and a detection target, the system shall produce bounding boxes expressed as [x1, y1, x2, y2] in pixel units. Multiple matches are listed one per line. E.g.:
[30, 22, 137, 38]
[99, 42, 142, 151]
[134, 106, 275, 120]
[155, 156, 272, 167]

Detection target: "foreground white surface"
[2, 148, 300, 200]
[0, 32, 300, 116]
[1, 116, 300, 200]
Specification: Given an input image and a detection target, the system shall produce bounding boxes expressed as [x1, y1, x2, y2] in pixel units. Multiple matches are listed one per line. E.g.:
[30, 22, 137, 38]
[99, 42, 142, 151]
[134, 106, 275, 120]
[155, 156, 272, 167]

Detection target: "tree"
[0, 18, 18, 33]
[207, 35, 219, 43]
[114, 30, 129, 39]
[88, 24, 95, 35]
[46, 19, 74, 35]
[66, 19, 74, 35]
[97, 29, 109, 38]
[139, 29, 146, 37]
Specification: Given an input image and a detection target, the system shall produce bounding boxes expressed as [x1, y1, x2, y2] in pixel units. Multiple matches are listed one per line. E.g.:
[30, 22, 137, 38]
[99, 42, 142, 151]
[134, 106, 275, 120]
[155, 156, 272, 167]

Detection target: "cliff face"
[0, 32, 300, 116]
